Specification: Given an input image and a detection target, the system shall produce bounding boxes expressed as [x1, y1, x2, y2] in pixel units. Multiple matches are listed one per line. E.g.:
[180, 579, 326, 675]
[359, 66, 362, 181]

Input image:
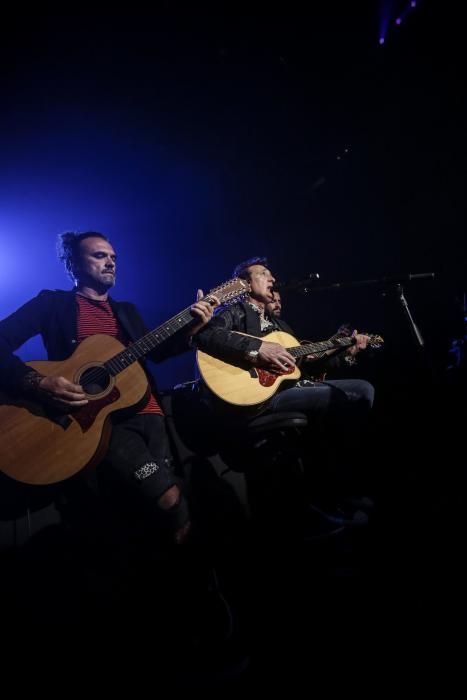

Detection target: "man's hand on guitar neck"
[304, 329, 371, 361]
[334, 324, 372, 357]
[346, 331, 371, 357]
[257, 341, 296, 373]
[188, 289, 219, 336]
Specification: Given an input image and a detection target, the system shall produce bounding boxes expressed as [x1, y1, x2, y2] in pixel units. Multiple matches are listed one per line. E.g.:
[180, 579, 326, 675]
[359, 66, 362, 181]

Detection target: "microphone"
[272, 273, 320, 292]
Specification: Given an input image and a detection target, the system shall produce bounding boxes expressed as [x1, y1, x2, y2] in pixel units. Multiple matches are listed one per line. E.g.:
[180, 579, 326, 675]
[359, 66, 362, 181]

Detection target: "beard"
[100, 272, 116, 288]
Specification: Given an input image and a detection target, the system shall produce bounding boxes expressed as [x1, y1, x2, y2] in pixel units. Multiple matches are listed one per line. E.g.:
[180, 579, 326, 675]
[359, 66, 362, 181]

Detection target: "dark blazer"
[0, 289, 184, 394]
[194, 300, 295, 364]
[194, 300, 344, 375]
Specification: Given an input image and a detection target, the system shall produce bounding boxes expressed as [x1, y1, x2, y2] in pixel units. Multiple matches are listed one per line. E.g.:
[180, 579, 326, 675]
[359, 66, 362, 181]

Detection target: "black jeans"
[267, 378, 376, 500]
[103, 413, 177, 504]
[268, 378, 375, 417]
[97, 414, 190, 537]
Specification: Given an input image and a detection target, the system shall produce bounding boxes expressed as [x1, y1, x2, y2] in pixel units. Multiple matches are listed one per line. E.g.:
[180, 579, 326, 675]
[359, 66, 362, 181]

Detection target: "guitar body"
[0, 334, 149, 485]
[197, 330, 301, 406]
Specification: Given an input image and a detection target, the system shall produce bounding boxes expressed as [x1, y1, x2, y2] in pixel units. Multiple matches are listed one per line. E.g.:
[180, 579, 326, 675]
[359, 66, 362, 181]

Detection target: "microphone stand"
[285, 273, 436, 357]
[395, 283, 425, 350]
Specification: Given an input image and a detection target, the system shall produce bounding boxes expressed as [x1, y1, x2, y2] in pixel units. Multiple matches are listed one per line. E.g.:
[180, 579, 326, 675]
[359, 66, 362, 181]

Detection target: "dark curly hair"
[57, 231, 109, 281]
[232, 256, 268, 280]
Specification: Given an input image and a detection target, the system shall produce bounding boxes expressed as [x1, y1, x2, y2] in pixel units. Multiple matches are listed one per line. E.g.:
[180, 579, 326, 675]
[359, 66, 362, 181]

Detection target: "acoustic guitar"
[0, 278, 248, 485]
[197, 330, 383, 407]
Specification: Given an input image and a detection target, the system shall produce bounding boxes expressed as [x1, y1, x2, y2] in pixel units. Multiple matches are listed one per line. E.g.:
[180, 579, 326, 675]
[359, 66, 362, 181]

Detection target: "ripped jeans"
[100, 413, 190, 533]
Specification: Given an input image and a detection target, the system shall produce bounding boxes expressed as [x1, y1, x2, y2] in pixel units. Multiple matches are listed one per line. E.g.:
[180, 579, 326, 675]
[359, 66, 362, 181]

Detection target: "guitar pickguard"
[256, 366, 295, 387]
[72, 385, 121, 432]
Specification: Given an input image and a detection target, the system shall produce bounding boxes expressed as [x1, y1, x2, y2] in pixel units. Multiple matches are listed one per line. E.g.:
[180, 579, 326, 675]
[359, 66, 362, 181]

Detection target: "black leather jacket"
[194, 300, 295, 363]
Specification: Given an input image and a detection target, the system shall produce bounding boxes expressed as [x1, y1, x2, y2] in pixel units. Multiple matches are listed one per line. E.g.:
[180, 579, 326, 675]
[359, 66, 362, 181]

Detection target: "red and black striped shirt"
[76, 294, 163, 415]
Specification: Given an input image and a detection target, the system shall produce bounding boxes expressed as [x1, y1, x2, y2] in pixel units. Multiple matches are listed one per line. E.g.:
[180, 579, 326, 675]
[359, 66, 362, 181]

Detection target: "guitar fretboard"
[105, 296, 217, 376]
[288, 336, 355, 360]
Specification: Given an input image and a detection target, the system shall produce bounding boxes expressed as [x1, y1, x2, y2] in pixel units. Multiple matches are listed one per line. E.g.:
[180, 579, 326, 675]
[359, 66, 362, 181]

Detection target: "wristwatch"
[246, 349, 259, 364]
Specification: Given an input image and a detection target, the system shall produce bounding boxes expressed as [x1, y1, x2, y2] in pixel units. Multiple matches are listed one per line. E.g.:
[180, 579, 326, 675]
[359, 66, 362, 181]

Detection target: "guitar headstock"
[338, 326, 384, 350]
[204, 277, 250, 307]
[333, 332, 384, 351]
[367, 334, 384, 349]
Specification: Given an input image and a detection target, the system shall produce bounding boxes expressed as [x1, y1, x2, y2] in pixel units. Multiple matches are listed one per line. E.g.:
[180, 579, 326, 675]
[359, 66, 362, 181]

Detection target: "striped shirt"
[76, 294, 163, 415]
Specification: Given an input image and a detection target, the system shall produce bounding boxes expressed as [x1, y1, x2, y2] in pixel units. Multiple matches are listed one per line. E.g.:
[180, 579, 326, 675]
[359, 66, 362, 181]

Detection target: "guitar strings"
[75, 282, 246, 389]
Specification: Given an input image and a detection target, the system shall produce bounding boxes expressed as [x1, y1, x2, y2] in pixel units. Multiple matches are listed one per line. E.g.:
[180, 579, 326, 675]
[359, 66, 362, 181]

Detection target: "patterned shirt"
[76, 294, 162, 415]
[247, 301, 280, 334]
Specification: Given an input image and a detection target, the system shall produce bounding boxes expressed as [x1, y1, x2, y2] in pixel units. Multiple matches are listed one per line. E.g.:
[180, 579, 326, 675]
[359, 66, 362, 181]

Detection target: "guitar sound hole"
[80, 366, 111, 395]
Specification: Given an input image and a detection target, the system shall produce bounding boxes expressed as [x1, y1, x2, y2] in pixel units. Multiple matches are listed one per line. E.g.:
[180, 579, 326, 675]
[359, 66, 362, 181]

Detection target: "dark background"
[0, 1, 465, 687]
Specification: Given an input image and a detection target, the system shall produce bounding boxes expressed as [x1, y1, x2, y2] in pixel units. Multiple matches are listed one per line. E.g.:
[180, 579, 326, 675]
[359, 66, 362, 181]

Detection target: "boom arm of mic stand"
[297, 273, 437, 293]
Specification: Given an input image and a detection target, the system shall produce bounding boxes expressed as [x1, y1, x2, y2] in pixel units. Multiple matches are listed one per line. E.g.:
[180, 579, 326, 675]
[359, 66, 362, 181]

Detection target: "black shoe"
[302, 503, 369, 540]
[180, 569, 250, 687]
[308, 503, 369, 527]
[177, 640, 250, 687]
[189, 574, 235, 649]
[341, 495, 375, 513]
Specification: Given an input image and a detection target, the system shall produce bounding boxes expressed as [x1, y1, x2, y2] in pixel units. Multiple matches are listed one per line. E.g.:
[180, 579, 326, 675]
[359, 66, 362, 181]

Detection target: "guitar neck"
[105, 296, 215, 376]
[288, 336, 354, 359]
